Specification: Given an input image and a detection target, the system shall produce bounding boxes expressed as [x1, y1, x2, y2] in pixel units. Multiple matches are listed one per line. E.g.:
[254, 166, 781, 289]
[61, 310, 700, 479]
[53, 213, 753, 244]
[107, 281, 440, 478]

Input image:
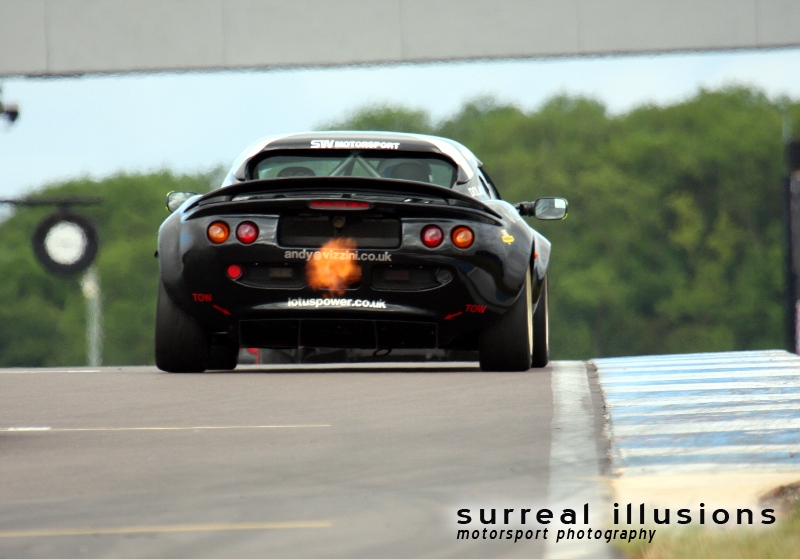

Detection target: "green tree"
[0, 171, 217, 366]
[321, 104, 435, 134]
[325, 88, 797, 359]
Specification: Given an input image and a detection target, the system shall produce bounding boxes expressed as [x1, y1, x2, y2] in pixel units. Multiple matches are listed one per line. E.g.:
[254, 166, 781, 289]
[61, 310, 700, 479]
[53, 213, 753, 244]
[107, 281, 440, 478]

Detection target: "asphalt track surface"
[0, 362, 608, 559]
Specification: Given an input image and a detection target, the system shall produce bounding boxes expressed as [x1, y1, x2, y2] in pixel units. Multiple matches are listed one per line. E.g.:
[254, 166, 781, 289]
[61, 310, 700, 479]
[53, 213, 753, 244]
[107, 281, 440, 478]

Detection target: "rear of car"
[156, 132, 564, 372]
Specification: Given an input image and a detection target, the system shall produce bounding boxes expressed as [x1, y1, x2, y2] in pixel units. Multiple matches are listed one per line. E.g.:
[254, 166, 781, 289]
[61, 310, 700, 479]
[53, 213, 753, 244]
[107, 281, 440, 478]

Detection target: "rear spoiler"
[189, 177, 503, 221]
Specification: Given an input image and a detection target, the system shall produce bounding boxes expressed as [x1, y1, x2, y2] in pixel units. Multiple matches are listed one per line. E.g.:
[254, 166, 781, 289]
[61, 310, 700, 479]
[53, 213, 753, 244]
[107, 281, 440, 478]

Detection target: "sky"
[1, 47, 800, 200]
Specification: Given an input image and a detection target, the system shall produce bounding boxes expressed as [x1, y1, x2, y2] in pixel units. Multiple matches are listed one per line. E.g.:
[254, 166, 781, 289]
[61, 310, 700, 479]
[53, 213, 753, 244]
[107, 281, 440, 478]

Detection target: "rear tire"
[155, 280, 208, 373]
[478, 269, 532, 372]
[531, 276, 550, 368]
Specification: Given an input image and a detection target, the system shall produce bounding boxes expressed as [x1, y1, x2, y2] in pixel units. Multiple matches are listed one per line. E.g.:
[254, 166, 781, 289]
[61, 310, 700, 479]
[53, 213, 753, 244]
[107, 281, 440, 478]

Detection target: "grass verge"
[616, 486, 800, 559]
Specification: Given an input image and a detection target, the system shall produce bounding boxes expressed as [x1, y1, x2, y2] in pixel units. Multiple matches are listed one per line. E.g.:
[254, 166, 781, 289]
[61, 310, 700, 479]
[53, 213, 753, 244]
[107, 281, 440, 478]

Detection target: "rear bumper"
[172, 261, 491, 348]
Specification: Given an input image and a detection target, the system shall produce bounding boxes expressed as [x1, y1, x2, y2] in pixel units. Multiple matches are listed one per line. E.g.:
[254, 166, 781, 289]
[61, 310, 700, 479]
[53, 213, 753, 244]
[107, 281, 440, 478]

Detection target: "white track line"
[604, 393, 800, 408]
[0, 425, 330, 433]
[601, 360, 800, 368]
[612, 418, 800, 437]
[602, 369, 800, 383]
[618, 445, 800, 458]
[611, 402, 800, 417]
[596, 350, 790, 363]
[0, 370, 102, 374]
[545, 361, 613, 559]
[604, 380, 800, 393]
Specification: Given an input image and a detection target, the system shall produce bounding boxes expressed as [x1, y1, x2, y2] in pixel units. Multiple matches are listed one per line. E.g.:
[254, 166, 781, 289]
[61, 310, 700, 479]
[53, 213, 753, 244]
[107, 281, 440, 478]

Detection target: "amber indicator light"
[451, 226, 474, 249]
[207, 221, 230, 244]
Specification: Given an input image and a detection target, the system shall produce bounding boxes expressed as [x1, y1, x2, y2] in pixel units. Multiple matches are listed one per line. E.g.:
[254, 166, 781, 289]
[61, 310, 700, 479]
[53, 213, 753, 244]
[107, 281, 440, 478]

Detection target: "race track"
[0, 362, 610, 559]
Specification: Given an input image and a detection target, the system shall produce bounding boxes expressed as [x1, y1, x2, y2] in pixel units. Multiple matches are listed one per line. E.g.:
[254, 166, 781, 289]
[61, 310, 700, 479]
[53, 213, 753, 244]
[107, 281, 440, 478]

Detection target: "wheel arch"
[157, 210, 196, 314]
[530, 229, 551, 304]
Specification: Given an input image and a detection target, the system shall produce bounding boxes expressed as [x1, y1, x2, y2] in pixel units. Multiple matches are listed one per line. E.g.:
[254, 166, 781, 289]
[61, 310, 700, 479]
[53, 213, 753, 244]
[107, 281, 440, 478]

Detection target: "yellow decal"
[501, 229, 515, 245]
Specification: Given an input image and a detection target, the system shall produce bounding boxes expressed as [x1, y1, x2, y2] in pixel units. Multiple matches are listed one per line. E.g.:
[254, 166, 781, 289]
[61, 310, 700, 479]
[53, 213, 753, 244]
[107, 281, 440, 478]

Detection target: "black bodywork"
[157, 132, 556, 365]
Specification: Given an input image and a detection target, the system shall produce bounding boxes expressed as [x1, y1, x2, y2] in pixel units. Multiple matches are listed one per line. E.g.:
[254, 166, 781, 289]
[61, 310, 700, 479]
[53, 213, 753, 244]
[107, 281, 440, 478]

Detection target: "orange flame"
[306, 238, 362, 296]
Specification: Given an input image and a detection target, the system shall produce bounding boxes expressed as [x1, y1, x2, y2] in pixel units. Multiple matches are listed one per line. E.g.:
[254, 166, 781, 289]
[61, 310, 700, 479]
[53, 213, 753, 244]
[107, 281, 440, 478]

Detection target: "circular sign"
[32, 212, 98, 275]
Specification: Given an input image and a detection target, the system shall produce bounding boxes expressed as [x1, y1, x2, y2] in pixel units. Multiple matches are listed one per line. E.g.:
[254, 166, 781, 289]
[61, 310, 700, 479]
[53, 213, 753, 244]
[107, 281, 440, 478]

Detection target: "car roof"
[223, 131, 480, 186]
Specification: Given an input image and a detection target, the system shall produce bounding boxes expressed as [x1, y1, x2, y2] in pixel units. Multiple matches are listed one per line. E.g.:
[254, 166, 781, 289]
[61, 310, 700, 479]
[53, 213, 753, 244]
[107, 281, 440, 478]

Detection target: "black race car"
[156, 132, 567, 372]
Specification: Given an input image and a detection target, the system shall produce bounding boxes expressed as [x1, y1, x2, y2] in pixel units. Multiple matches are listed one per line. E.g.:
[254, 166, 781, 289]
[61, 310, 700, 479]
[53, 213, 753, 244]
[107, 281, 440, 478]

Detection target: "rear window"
[251, 150, 458, 188]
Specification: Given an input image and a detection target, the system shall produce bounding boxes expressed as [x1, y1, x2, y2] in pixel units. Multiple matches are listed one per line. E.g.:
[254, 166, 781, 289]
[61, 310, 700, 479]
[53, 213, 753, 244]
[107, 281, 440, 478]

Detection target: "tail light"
[421, 225, 444, 248]
[236, 221, 259, 244]
[207, 221, 230, 244]
[451, 226, 474, 249]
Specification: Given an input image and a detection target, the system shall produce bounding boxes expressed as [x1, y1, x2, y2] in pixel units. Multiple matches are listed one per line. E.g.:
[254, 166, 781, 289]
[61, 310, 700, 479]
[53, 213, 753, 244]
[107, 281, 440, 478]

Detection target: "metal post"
[787, 140, 800, 353]
[786, 173, 795, 352]
[80, 266, 103, 366]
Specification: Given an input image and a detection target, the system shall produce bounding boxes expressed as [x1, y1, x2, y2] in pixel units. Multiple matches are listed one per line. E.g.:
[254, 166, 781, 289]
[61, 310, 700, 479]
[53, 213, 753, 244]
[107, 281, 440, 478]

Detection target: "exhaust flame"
[306, 237, 362, 296]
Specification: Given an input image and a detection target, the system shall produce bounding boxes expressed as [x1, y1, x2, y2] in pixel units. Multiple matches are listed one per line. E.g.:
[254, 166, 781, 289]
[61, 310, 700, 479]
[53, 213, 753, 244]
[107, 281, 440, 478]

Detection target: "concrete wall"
[2, 0, 799, 77]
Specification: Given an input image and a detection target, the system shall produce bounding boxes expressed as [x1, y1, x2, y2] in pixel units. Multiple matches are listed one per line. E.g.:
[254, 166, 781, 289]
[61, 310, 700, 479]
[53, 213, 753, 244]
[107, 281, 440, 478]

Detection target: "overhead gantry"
[1, 0, 799, 77]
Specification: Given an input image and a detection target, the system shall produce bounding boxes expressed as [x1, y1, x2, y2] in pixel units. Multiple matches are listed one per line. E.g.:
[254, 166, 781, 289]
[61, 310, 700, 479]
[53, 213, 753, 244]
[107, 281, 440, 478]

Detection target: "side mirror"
[166, 191, 196, 213]
[515, 197, 568, 220]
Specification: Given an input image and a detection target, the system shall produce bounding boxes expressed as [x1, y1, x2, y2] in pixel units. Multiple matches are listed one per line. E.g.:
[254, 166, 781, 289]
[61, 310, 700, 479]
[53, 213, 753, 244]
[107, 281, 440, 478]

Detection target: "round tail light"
[236, 221, 259, 244]
[451, 226, 474, 249]
[421, 225, 444, 248]
[207, 221, 230, 244]
[226, 264, 242, 279]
